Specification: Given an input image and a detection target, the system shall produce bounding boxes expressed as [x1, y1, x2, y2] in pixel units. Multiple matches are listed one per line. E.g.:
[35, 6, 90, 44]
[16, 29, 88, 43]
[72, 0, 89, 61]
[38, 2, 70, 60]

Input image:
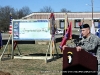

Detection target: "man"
[62, 24, 100, 55]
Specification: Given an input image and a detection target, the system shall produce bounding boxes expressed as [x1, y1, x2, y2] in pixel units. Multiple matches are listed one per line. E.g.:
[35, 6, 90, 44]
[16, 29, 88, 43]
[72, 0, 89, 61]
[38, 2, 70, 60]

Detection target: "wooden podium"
[63, 47, 98, 75]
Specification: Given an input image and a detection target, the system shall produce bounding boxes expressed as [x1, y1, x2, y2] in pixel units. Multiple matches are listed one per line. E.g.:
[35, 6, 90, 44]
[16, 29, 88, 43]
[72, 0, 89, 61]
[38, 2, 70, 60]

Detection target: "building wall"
[22, 12, 100, 30]
[54, 19, 93, 29]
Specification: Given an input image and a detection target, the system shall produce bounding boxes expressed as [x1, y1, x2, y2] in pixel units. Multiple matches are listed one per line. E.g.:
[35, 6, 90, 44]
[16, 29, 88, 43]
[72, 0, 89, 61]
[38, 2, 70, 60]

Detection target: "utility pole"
[91, 0, 93, 20]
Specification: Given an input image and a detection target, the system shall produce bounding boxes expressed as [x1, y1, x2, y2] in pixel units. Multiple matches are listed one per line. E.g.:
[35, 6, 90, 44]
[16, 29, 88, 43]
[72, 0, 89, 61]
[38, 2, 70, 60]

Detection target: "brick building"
[22, 12, 100, 30]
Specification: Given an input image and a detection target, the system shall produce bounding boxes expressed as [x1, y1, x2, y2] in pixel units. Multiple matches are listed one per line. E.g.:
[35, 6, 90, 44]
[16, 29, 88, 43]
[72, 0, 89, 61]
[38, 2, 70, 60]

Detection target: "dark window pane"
[93, 19, 99, 27]
[74, 19, 81, 28]
[59, 20, 65, 29]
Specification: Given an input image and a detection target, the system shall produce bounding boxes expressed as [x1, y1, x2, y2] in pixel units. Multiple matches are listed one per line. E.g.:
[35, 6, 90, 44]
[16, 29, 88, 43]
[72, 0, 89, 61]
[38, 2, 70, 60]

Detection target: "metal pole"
[91, 0, 93, 20]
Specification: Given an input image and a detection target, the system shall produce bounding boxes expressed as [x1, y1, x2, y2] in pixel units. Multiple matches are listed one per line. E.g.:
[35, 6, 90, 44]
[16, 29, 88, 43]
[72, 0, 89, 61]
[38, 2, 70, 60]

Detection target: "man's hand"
[62, 45, 67, 51]
[76, 46, 82, 52]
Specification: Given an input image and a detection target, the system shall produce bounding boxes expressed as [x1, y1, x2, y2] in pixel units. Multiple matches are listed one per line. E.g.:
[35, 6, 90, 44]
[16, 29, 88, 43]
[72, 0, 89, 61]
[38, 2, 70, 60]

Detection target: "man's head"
[80, 24, 90, 37]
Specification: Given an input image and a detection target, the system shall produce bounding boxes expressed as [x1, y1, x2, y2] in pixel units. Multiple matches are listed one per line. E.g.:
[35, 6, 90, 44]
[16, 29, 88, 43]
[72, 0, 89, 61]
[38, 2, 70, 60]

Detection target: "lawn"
[0, 41, 73, 75]
[0, 39, 99, 75]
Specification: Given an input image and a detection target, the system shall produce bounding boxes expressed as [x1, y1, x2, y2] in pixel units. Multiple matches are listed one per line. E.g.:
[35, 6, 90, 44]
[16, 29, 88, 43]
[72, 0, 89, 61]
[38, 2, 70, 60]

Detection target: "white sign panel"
[13, 20, 51, 40]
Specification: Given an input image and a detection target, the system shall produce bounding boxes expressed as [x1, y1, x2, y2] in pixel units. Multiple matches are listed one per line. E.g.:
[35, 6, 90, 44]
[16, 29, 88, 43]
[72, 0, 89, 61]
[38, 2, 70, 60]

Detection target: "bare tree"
[60, 8, 71, 12]
[0, 6, 15, 32]
[39, 6, 54, 12]
[17, 6, 32, 19]
[0, 6, 32, 32]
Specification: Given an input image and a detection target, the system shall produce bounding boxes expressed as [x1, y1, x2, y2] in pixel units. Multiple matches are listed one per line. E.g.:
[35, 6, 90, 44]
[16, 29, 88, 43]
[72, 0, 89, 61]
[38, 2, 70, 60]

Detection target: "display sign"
[13, 20, 51, 40]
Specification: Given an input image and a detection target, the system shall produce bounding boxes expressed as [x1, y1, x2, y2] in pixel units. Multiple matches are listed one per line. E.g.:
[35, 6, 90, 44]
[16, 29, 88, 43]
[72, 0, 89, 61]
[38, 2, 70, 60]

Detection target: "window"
[59, 20, 65, 29]
[94, 19, 99, 27]
[74, 19, 81, 28]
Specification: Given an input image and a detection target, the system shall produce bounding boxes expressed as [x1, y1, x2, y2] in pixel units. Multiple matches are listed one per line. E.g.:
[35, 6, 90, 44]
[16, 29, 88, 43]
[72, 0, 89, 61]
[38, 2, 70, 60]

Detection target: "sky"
[0, 0, 100, 12]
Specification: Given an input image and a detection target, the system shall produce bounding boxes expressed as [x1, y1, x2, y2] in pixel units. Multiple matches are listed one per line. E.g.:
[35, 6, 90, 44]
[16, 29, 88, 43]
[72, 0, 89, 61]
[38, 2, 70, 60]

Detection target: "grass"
[0, 41, 71, 75]
[0, 39, 99, 75]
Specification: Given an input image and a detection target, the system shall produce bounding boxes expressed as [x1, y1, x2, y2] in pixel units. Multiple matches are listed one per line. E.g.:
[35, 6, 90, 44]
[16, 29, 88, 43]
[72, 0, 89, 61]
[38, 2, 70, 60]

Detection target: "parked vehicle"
[55, 28, 64, 35]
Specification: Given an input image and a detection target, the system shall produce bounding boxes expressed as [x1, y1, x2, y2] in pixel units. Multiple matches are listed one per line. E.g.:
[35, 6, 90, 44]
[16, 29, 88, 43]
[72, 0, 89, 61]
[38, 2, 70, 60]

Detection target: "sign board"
[12, 19, 51, 41]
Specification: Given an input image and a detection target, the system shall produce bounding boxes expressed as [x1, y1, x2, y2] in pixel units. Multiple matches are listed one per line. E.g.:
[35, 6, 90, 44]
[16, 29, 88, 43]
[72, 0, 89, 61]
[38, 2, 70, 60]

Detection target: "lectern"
[63, 47, 98, 75]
